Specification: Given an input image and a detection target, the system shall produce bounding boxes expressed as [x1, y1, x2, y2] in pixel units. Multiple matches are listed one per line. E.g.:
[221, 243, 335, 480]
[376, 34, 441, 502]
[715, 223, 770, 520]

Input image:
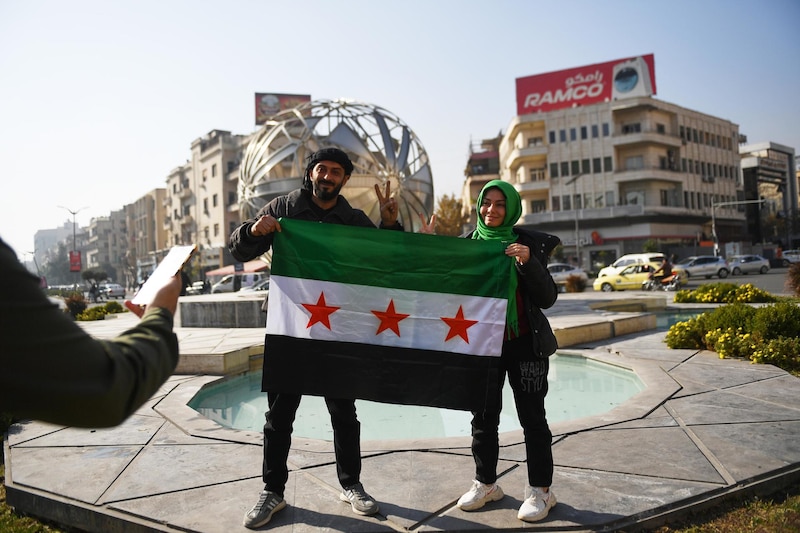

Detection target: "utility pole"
[58, 205, 88, 285]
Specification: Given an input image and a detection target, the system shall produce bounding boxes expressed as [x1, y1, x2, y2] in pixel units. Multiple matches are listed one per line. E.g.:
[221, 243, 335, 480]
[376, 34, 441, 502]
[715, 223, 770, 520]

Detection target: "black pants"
[262, 392, 361, 497]
[470, 333, 554, 487]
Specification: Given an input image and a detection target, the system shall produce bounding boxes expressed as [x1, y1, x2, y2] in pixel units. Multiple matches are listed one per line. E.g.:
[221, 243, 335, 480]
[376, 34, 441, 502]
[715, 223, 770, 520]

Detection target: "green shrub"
[674, 282, 776, 304]
[63, 292, 87, 319]
[77, 306, 108, 321]
[751, 301, 800, 340]
[565, 274, 587, 293]
[103, 300, 124, 314]
[666, 301, 800, 373]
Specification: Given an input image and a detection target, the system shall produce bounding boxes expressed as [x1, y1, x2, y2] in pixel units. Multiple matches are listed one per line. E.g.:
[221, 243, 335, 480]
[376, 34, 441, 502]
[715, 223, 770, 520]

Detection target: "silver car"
[673, 256, 730, 279]
[728, 255, 770, 275]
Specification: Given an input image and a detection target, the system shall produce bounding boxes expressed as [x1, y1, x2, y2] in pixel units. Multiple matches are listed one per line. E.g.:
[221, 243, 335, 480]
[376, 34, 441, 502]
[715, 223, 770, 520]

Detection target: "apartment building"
[85, 208, 127, 283]
[482, 55, 746, 271]
[127, 188, 168, 284]
[164, 129, 249, 275]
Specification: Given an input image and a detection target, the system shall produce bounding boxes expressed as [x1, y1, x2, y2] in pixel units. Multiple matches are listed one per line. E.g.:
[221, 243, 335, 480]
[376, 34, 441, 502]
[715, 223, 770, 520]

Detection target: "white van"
[211, 273, 267, 293]
[596, 253, 666, 278]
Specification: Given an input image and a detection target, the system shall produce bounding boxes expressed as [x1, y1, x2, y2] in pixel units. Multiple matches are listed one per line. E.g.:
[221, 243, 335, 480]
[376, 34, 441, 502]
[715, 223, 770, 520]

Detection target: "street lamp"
[711, 199, 765, 256]
[58, 205, 88, 284]
[564, 174, 585, 268]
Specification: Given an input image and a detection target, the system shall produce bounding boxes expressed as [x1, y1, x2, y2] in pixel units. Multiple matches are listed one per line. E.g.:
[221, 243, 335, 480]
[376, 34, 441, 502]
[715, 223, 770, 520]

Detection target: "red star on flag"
[371, 299, 410, 336]
[302, 292, 340, 330]
[441, 305, 479, 343]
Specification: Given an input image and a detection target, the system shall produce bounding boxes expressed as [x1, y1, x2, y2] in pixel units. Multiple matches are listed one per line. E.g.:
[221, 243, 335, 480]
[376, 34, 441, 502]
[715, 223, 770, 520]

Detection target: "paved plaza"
[4, 292, 800, 532]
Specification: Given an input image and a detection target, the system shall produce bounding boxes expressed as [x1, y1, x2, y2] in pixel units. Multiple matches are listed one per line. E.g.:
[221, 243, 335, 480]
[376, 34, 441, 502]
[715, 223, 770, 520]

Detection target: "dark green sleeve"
[0, 238, 179, 428]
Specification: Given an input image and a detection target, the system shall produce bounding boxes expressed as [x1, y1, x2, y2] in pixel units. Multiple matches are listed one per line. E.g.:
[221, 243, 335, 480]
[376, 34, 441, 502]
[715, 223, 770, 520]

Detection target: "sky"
[1, 0, 799, 261]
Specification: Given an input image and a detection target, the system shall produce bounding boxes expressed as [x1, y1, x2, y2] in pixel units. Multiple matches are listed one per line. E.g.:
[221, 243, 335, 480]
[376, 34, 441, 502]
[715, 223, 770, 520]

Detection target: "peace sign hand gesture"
[374, 181, 399, 226]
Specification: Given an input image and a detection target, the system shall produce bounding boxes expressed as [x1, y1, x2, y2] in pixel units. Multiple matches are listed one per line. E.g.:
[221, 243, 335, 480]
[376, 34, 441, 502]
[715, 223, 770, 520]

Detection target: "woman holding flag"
[434, 180, 561, 522]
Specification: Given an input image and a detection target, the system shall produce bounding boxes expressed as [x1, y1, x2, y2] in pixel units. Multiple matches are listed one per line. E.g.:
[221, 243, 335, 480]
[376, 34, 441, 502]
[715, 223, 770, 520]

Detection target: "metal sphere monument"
[238, 98, 434, 232]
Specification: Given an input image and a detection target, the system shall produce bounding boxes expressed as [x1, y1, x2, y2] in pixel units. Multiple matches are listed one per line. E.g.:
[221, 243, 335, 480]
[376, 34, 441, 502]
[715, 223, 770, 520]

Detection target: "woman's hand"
[506, 242, 530, 265]
[418, 213, 436, 234]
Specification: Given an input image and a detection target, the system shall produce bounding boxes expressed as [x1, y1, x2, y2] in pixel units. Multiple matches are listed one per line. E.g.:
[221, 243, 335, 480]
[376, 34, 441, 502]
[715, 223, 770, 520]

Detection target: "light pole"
[711, 199, 765, 256]
[58, 205, 88, 284]
[564, 174, 585, 268]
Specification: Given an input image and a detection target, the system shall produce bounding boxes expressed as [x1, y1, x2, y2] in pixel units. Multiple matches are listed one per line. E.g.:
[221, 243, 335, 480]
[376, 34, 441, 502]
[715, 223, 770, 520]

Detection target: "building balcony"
[516, 180, 550, 192]
[180, 214, 193, 226]
[178, 187, 193, 199]
[613, 166, 685, 184]
[507, 145, 548, 170]
[612, 130, 683, 148]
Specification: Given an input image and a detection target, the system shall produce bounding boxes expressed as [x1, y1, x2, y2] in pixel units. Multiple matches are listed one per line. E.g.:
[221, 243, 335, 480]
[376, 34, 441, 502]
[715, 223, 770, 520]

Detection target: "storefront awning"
[205, 259, 269, 277]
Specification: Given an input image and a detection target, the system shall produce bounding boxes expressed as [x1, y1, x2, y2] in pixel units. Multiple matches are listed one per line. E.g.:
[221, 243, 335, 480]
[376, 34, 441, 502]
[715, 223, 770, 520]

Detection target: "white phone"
[131, 244, 197, 305]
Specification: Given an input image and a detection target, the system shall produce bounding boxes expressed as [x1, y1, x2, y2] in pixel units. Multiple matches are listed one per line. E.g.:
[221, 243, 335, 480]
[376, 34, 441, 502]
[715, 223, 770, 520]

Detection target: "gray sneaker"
[339, 482, 379, 515]
[243, 490, 286, 529]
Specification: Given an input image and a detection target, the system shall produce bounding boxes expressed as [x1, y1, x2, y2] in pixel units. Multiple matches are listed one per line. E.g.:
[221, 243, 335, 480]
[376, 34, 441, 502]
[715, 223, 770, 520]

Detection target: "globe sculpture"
[238, 98, 434, 232]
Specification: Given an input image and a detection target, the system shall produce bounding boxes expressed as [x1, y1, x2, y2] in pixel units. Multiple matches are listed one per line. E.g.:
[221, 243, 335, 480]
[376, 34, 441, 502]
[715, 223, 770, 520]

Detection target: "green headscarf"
[471, 180, 522, 338]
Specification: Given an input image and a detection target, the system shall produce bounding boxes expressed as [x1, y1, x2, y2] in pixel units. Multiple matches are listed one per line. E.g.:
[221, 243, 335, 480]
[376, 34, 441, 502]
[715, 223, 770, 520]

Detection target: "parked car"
[673, 255, 730, 279]
[239, 278, 270, 293]
[596, 253, 666, 278]
[185, 281, 207, 295]
[780, 249, 800, 266]
[547, 262, 588, 292]
[99, 283, 126, 299]
[593, 263, 687, 292]
[728, 255, 770, 275]
[211, 273, 267, 293]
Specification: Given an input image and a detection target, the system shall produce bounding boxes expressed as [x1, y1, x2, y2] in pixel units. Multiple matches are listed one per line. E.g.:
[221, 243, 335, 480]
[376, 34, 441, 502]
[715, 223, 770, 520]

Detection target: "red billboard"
[516, 54, 656, 115]
[255, 93, 312, 125]
[69, 251, 82, 272]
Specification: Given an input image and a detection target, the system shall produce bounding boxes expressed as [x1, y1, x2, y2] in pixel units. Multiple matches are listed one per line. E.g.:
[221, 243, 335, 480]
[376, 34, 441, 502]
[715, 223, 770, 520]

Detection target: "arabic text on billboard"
[516, 54, 656, 115]
[255, 93, 312, 125]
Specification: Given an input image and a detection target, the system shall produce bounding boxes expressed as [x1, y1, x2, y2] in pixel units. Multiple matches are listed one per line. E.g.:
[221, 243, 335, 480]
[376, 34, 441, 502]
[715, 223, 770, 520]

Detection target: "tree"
[42, 242, 70, 285]
[433, 194, 470, 236]
[82, 269, 108, 283]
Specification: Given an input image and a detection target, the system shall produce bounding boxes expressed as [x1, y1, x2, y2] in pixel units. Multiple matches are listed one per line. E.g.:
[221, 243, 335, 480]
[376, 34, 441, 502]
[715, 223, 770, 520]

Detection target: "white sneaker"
[456, 480, 504, 511]
[518, 486, 556, 522]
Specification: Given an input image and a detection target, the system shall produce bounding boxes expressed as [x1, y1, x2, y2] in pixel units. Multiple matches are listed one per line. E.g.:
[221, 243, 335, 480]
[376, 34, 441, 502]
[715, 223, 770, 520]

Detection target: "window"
[228, 191, 237, 205]
[625, 156, 644, 170]
[682, 158, 687, 172]
[529, 167, 546, 181]
[603, 156, 613, 172]
[560, 162, 569, 176]
[531, 200, 546, 213]
[660, 190, 668, 206]
[563, 195, 571, 210]
[622, 123, 641, 134]
[574, 194, 582, 210]
[559, 130, 567, 142]
[552, 196, 561, 210]
[602, 123, 610, 136]
[227, 161, 235, 173]
[212, 194, 218, 207]
[656, 123, 665, 134]
[202, 169, 207, 182]
[624, 190, 644, 205]
[569, 128, 577, 141]
[212, 164, 217, 177]
[550, 162, 559, 178]
[605, 191, 615, 207]
[527, 136, 543, 146]
[580, 126, 588, 139]
[214, 223, 220, 237]
[592, 158, 601, 173]
[571, 160, 580, 174]
[581, 159, 590, 174]
[203, 198, 209, 214]
[549, 131, 556, 144]
[680, 125, 685, 140]
[592, 124, 599, 138]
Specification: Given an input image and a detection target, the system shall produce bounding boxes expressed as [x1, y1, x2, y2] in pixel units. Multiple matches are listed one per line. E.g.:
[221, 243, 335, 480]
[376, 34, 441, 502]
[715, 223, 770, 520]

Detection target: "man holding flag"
[230, 148, 403, 529]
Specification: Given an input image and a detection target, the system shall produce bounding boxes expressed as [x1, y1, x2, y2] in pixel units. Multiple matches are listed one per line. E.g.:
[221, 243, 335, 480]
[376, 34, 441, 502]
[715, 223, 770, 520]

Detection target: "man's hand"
[375, 182, 399, 226]
[125, 274, 182, 317]
[250, 214, 282, 237]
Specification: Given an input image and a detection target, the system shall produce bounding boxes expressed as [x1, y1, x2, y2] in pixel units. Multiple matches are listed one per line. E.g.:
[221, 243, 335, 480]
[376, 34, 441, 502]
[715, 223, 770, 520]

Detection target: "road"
[681, 267, 795, 296]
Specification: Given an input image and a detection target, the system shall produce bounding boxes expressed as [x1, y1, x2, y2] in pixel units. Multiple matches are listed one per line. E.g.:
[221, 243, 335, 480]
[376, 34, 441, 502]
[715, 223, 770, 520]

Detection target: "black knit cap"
[302, 148, 354, 191]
